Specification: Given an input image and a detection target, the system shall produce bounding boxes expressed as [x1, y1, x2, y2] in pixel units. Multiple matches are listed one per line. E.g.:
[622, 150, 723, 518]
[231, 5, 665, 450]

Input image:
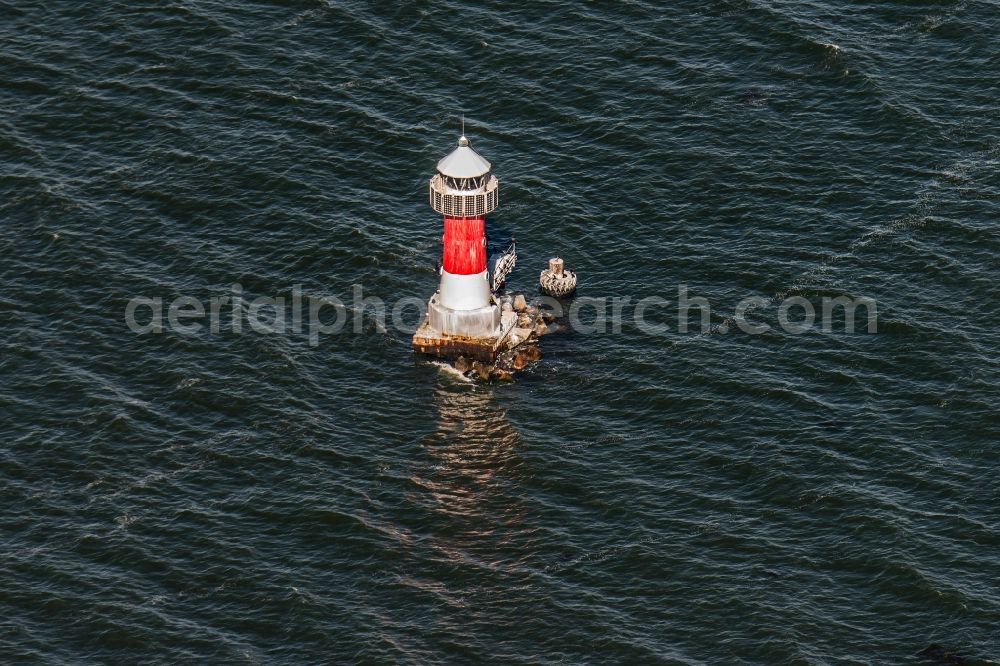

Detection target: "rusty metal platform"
[411, 313, 515, 362]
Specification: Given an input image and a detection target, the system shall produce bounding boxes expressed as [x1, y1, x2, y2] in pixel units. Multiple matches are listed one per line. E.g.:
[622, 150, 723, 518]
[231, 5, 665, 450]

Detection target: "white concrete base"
[427, 291, 500, 337]
[439, 269, 491, 311]
[413, 297, 517, 362]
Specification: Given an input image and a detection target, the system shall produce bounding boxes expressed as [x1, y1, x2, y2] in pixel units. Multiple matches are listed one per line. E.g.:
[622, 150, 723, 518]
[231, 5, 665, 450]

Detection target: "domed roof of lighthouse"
[436, 135, 492, 179]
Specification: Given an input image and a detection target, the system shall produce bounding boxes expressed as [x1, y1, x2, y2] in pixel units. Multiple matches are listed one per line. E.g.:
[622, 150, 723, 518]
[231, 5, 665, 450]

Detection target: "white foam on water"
[432, 360, 472, 382]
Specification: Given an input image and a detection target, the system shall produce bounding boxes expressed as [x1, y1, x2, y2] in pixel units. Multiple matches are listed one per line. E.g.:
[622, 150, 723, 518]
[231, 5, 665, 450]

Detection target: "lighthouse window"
[443, 175, 488, 191]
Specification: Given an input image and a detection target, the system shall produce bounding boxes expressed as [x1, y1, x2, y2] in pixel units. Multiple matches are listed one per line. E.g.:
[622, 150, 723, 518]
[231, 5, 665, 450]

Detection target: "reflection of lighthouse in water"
[412, 132, 517, 362]
[412, 384, 527, 548]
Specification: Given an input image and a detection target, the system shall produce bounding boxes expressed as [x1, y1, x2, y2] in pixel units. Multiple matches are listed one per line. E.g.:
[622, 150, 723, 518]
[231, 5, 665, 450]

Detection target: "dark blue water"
[2, 1, 999, 663]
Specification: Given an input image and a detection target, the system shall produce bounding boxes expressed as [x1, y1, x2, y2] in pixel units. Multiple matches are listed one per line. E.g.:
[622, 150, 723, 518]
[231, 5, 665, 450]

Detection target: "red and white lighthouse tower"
[413, 133, 516, 359]
[431, 133, 496, 312]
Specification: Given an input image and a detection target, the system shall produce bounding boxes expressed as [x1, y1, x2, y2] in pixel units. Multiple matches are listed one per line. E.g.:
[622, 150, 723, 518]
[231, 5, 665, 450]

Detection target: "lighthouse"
[432, 134, 495, 314]
[412, 133, 516, 361]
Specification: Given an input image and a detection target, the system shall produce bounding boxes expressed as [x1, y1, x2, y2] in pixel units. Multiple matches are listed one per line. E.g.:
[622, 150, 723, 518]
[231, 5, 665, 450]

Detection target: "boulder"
[521, 345, 542, 362]
[513, 294, 527, 312]
[512, 353, 528, 370]
[535, 320, 550, 336]
[491, 367, 514, 381]
[454, 356, 471, 373]
[476, 363, 492, 380]
[509, 327, 533, 346]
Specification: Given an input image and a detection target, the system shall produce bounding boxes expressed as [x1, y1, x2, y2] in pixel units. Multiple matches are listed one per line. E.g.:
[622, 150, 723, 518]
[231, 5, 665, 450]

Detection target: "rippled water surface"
[2, 1, 999, 663]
